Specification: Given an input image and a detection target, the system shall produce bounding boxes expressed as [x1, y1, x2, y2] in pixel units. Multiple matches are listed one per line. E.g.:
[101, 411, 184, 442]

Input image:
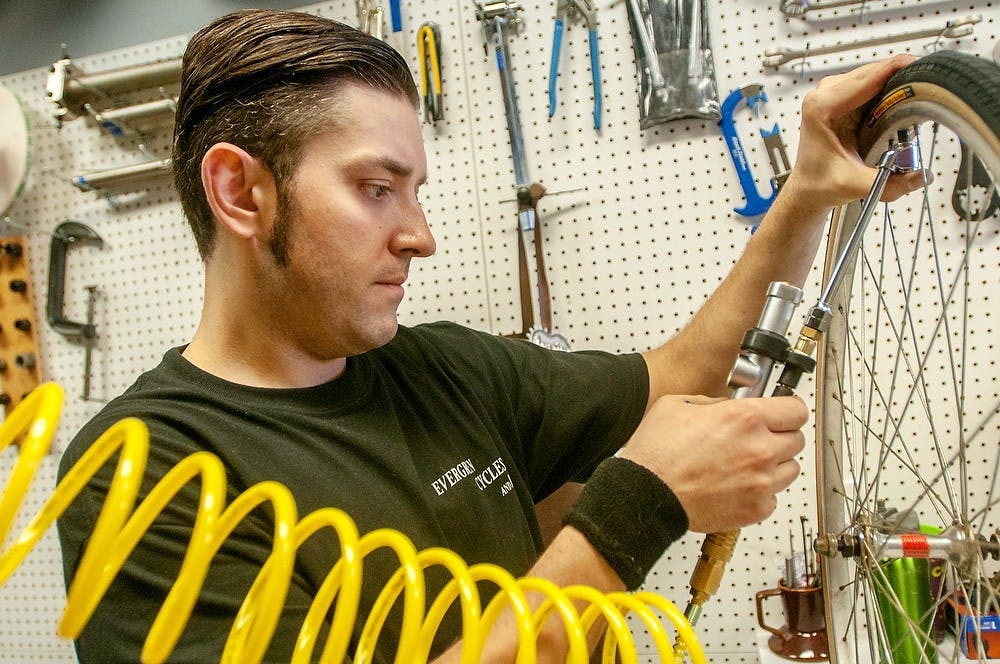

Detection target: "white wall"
[0, 1, 996, 661]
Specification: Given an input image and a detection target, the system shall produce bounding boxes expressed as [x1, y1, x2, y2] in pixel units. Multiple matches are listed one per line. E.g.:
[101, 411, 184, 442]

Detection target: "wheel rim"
[817, 93, 1000, 663]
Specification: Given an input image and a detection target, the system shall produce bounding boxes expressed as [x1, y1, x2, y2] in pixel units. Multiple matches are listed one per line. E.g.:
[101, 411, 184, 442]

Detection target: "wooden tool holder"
[0, 236, 41, 413]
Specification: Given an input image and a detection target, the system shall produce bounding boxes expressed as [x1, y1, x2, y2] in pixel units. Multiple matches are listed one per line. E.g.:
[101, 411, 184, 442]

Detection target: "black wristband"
[562, 457, 689, 590]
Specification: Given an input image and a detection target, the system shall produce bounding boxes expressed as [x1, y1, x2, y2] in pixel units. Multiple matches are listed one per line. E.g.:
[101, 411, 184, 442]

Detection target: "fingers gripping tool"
[720, 84, 790, 218]
[548, 0, 602, 131]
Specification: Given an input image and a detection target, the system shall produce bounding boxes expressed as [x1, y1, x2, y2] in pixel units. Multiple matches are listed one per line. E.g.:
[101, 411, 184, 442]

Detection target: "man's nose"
[392, 199, 436, 257]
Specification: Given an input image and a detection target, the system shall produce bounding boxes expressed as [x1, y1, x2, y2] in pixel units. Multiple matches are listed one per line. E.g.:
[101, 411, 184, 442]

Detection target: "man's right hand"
[619, 394, 808, 533]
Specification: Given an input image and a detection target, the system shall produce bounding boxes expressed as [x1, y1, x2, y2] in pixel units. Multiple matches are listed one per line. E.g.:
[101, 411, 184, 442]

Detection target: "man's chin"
[350, 319, 399, 355]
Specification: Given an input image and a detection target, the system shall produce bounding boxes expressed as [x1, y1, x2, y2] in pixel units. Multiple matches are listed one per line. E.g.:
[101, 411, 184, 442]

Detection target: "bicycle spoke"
[816, 51, 999, 664]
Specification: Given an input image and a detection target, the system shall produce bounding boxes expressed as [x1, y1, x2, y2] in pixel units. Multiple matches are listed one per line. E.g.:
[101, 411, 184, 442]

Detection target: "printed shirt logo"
[430, 456, 514, 497]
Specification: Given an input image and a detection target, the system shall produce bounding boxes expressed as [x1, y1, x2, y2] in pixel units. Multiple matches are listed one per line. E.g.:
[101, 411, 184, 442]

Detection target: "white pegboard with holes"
[0, 1, 996, 661]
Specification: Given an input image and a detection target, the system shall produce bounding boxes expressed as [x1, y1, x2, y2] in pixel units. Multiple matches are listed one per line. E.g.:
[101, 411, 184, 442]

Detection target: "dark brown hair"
[172, 9, 419, 260]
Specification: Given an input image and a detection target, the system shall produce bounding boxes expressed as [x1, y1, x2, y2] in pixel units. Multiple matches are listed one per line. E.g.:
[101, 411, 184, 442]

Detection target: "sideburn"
[267, 185, 294, 268]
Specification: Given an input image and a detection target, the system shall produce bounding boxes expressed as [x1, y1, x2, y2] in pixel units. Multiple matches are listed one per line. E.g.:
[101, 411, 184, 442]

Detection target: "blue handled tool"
[720, 84, 782, 218]
[388, 0, 405, 56]
[548, 0, 602, 131]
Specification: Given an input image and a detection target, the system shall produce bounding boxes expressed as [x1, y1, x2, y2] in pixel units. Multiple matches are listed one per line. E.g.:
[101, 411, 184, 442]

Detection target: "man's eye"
[363, 183, 391, 199]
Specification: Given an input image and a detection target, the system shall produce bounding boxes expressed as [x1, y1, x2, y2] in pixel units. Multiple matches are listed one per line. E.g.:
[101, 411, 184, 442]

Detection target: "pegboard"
[0, 1, 995, 661]
[0, 237, 42, 413]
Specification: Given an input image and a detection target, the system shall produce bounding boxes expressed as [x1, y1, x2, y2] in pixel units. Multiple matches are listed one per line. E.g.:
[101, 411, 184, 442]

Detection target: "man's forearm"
[643, 179, 830, 403]
[434, 526, 625, 664]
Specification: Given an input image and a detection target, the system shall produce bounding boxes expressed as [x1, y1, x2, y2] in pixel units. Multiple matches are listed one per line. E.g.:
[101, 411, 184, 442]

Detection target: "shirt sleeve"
[405, 323, 650, 502]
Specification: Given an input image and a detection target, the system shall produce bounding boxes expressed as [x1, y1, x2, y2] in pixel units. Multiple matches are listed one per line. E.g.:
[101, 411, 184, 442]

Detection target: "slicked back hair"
[172, 9, 419, 260]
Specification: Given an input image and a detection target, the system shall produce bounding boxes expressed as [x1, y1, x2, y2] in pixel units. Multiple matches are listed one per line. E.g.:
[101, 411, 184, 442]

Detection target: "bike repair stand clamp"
[720, 83, 793, 219]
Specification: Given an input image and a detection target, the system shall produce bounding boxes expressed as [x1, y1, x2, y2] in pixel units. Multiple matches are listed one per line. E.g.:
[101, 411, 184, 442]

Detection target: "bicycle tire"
[816, 49, 1000, 664]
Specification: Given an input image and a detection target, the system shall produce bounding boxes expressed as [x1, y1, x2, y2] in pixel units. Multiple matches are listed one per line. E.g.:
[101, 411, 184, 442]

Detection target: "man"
[56, 8, 922, 663]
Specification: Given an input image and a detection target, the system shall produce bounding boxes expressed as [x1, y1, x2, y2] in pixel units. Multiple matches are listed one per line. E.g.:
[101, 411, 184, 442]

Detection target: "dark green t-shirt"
[57, 322, 648, 662]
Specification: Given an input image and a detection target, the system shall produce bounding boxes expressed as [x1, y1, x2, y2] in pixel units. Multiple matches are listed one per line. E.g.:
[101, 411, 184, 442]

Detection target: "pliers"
[548, 0, 602, 131]
[417, 22, 443, 124]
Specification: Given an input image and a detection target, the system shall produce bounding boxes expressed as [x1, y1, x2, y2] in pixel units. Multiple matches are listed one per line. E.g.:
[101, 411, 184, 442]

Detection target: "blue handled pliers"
[548, 0, 602, 131]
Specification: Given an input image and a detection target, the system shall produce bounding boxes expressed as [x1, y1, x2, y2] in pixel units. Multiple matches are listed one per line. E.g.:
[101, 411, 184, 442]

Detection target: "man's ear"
[201, 142, 276, 240]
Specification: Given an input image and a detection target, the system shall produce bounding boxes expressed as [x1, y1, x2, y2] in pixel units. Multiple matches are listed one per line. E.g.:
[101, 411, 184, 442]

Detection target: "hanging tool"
[46, 221, 103, 401]
[356, 0, 385, 39]
[45, 54, 182, 125]
[72, 157, 172, 193]
[475, 0, 571, 351]
[387, 0, 405, 55]
[719, 84, 791, 218]
[548, 0, 602, 131]
[81, 97, 176, 139]
[952, 144, 999, 221]
[516, 184, 571, 350]
[475, 1, 530, 228]
[763, 14, 981, 68]
[781, 0, 878, 18]
[625, 0, 720, 127]
[761, 124, 792, 194]
[624, 0, 664, 90]
[417, 22, 444, 125]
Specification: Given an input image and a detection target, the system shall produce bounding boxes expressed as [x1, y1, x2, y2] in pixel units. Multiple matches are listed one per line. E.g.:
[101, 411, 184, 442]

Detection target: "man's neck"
[182, 322, 348, 389]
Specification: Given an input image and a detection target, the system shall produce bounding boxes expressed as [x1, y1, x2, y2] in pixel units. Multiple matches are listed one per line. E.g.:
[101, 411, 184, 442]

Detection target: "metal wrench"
[781, 0, 884, 18]
[763, 14, 980, 68]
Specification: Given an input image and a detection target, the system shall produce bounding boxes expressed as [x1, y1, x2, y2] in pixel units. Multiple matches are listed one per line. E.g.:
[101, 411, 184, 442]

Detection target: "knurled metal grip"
[728, 281, 803, 398]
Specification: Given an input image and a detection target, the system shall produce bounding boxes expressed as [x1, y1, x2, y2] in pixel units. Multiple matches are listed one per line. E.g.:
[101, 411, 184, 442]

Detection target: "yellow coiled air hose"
[0, 383, 705, 663]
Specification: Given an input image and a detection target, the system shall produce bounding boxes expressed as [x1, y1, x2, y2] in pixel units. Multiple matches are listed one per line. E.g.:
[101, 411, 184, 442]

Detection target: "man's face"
[261, 84, 435, 359]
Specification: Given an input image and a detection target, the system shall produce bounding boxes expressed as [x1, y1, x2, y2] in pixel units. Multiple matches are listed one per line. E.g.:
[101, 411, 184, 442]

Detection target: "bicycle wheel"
[815, 50, 1000, 663]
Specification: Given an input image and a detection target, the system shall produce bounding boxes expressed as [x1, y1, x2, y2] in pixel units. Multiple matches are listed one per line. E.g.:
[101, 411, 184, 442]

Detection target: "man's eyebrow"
[347, 155, 426, 184]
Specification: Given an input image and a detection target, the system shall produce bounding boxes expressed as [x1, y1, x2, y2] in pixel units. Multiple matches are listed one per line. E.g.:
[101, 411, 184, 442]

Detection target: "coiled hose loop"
[0, 383, 706, 663]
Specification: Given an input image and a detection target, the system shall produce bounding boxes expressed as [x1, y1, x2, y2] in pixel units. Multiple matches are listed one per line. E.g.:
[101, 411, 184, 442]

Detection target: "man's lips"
[376, 276, 407, 301]
[376, 268, 408, 287]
